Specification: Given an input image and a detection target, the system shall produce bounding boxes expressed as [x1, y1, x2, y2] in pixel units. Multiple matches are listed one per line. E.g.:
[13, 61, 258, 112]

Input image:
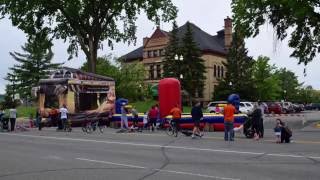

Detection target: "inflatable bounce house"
[112, 78, 247, 131]
[33, 67, 116, 127]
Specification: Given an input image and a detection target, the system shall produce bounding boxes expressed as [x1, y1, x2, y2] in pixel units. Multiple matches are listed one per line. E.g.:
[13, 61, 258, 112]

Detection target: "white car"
[207, 101, 227, 113]
[239, 102, 254, 114]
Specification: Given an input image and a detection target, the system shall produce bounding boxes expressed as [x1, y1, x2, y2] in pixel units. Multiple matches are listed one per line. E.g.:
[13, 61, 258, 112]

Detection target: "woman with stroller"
[251, 104, 263, 140]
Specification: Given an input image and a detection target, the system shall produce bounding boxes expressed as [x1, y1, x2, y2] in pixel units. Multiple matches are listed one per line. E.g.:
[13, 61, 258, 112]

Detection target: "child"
[215, 105, 221, 114]
[274, 119, 282, 143]
[142, 111, 149, 131]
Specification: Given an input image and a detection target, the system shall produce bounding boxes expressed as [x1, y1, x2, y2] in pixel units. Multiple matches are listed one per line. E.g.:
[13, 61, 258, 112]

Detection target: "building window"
[221, 66, 224, 78]
[159, 49, 164, 56]
[156, 65, 161, 79]
[214, 65, 217, 77]
[153, 50, 159, 57]
[148, 51, 153, 58]
[143, 51, 148, 58]
[149, 65, 154, 80]
[217, 66, 220, 78]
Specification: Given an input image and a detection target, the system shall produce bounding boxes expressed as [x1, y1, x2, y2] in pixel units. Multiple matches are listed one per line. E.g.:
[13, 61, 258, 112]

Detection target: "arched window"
[214, 65, 217, 77]
[217, 66, 220, 77]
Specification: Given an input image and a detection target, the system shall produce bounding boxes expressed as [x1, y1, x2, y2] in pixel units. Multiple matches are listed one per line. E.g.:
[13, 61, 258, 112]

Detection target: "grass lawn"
[17, 105, 37, 118]
[15, 100, 195, 118]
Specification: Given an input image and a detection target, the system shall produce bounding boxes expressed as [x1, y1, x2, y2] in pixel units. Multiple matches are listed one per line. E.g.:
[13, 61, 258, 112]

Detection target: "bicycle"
[82, 119, 104, 134]
[165, 119, 178, 137]
[63, 119, 72, 132]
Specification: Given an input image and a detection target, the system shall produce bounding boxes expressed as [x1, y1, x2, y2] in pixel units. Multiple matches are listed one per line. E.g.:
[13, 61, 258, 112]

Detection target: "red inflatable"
[158, 78, 181, 118]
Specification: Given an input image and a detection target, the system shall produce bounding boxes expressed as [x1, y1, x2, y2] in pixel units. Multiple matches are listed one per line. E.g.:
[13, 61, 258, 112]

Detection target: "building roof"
[121, 22, 227, 62]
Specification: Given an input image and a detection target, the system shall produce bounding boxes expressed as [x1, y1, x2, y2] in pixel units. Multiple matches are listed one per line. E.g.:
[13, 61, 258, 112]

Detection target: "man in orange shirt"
[170, 104, 182, 133]
[224, 101, 236, 141]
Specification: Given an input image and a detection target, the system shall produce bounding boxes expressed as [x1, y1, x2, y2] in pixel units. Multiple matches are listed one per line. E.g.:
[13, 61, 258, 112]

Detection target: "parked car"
[239, 102, 254, 114]
[305, 103, 320, 110]
[279, 102, 294, 113]
[268, 102, 282, 114]
[292, 103, 304, 113]
[207, 101, 227, 113]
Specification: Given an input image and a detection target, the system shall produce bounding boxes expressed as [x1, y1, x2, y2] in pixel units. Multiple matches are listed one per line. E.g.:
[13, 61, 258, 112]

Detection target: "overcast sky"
[0, 0, 319, 94]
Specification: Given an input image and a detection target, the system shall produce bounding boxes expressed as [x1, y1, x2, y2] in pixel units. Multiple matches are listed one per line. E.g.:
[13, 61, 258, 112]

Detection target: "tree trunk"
[88, 36, 97, 73]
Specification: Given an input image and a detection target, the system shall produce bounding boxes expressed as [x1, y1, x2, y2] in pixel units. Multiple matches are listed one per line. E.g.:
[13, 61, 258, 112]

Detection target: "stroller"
[0, 117, 9, 131]
[243, 116, 255, 138]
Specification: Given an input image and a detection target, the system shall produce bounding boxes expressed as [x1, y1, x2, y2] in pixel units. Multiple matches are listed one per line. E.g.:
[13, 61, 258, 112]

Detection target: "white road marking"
[2, 133, 320, 160]
[76, 157, 240, 180]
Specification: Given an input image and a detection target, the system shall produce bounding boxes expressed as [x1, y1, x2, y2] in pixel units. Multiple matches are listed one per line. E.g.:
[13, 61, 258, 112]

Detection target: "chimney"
[143, 37, 149, 47]
[224, 16, 232, 51]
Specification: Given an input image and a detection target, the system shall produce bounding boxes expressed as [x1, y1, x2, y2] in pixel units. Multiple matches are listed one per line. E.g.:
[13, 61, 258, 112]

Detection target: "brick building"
[121, 17, 232, 102]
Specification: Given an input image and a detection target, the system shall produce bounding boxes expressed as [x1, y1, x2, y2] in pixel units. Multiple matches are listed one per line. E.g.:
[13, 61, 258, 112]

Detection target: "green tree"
[181, 22, 206, 100]
[81, 55, 149, 101]
[232, 0, 320, 65]
[274, 68, 301, 101]
[163, 21, 180, 78]
[6, 31, 61, 102]
[1, 85, 19, 109]
[0, 0, 177, 73]
[252, 56, 281, 101]
[214, 32, 255, 100]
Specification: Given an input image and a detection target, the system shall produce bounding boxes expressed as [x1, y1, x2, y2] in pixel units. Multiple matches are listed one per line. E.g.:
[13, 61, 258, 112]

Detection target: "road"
[1, 111, 320, 180]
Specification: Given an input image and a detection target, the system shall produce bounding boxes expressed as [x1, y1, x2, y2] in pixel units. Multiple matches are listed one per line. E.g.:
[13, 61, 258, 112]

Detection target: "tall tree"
[163, 21, 180, 78]
[252, 56, 281, 101]
[6, 31, 61, 101]
[181, 22, 206, 99]
[214, 32, 255, 100]
[0, 1, 177, 73]
[274, 68, 301, 101]
[232, 0, 320, 65]
[81, 55, 149, 101]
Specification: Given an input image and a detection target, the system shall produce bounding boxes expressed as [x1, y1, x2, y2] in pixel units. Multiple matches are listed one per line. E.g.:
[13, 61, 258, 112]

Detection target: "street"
[0, 112, 320, 180]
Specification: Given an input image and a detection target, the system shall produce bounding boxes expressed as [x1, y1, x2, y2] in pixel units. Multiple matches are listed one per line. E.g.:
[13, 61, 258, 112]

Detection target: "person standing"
[9, 107, 17, 132]
[169, 104, 182, 134]
[258, 102, 265, 138]
[223, 101, 236, 141]
[251, 104, 262, 140]
[148, 106, 158, 132]
[120, 104, 129, 130]
[36, 108, 42, 131]
[191, 102, 203, 138]
[59, 104, 69, 131]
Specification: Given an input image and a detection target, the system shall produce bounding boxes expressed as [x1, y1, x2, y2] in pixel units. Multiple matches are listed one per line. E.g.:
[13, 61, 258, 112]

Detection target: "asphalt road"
[1, 113, 320, 180]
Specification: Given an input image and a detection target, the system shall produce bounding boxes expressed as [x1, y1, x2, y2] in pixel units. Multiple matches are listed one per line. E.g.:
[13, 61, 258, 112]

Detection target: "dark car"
[305, 103, 320, 110]
[268, 102, 282, 114]
[292, 104, 304, 113]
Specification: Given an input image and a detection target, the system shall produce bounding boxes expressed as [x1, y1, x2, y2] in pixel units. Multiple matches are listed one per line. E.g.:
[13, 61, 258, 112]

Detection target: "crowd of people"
[0, 101, 292, 143]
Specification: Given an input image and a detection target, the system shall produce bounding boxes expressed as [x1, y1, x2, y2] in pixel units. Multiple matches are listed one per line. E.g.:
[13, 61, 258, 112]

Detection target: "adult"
[251, 104, 262, 140]
[169, 104, 182, 133]
[258, 102, 265, 138]
[120, 104, 129, 130]
[36, 108, 42, 131]
[9, 107, 17, 132]
[59, 104, 69, 130]
[223, 101, 236, 141]
[191, 102, 203, 138]
[148, 106, 158, 132]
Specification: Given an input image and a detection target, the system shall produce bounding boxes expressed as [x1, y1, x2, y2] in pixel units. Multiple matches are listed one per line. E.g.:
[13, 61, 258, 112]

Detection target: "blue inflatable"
[115, 98, 128, 114]
[228, 94, 240, 112]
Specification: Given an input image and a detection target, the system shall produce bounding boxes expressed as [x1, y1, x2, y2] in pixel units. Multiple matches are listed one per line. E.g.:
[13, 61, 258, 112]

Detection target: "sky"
[0, 0, 319, 94]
